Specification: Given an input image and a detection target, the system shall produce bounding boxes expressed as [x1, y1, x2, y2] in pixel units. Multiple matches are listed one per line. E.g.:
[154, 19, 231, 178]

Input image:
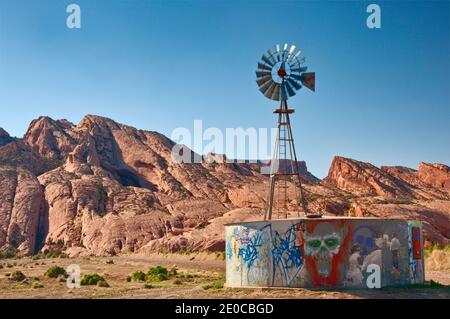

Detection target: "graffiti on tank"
[352, 225, 378, 256]
[298, 221, 353, 287]
[271, 223, 303, 285]
[345, 225, 405, 286]
[239, 230, 263, 268]
[407, 221, 423, 284]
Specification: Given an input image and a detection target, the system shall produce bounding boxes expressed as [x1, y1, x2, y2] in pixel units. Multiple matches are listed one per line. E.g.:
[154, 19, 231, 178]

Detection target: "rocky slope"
[0, 115, 449, 256]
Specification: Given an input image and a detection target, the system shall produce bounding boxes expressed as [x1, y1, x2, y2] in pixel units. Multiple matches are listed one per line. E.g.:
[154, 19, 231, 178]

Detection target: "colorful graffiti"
[297, 220, 353, 287]
[407, 221, 424, 284]
[225, 219, 422, 289]
[271, 224, 303, 286]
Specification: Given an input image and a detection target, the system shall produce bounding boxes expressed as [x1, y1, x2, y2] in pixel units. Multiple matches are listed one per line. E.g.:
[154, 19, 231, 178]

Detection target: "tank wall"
[225, 219, 424, 288]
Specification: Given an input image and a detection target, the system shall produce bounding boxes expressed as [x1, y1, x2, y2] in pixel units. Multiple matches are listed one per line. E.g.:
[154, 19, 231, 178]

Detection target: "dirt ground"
[0, 253, 448, 299]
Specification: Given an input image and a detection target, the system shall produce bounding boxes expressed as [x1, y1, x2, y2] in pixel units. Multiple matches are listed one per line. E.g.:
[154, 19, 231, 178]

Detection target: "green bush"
[203, 277, 225, 290]
[130, 271, 146, 282]
[147, 273, 168, 282]
[146, 266, 169, 282]
[147, 266, 168, 276]
[44, 266, 67, 278]
[10, 271, 26, 282]
[80, 274, 107, 286]
[32, 282, 44, 289]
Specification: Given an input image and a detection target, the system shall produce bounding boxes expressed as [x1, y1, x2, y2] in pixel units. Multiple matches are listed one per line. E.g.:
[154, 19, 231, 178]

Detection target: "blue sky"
[0, 0, 449, 178]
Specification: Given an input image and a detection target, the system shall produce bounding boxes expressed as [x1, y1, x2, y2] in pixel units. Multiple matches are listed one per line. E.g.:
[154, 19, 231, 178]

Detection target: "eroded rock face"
[0, 128, 13, 146]
[0, 168, 44, 255]
[323, 156, 414, 198]
[418, 163, 450, 189]
[0, 116, 449, 256]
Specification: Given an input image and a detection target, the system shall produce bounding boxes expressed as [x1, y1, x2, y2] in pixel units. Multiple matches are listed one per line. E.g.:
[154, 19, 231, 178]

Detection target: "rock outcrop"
[418, 163, 450, 189]
[0, 116, 448, 256]
[323, 156, 414, 197]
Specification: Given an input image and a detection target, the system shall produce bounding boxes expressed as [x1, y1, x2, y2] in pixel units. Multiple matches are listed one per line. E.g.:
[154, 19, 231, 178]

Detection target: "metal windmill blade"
[259, 80, 273, 95]
[256, 43, 316, 101]
[287, 78, 302, 90]
[256, 75, 272, 86]
[265, 82, 278, 99]
[284, 80, 296, 98]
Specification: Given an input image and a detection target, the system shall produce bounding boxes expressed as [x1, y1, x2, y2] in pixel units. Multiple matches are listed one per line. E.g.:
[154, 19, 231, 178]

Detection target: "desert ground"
[0, 252, 448, 299]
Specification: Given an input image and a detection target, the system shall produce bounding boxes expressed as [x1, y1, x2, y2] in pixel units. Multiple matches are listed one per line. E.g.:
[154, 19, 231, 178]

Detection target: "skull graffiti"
[304, 225, 342, 277]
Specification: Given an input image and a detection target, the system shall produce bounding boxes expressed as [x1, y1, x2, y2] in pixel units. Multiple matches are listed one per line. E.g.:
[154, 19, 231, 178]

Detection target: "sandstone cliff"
[0, 117, 448, 256]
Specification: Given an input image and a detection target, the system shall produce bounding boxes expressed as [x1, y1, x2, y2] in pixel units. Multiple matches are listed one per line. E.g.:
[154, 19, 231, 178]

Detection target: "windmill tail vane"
[255, 43, 319, 220]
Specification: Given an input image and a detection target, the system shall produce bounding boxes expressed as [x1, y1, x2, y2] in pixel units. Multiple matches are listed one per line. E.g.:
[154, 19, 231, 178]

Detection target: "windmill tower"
[255, 43, 319, 220]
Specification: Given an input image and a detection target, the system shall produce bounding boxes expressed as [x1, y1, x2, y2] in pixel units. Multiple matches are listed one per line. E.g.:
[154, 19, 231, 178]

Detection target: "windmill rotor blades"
[257, 62, 272, 71]
[261, 54, 274, 67]
[265, 82, 277, 99]
[291, 66, 308, 73]
[290, 73, 302, 81]
[256, 70, 271, 78]
[284, 80, 296, 97]
[259, 80, 273, 94]
[287, 78, 302, 90]
[256, 75, 272, 86]
[272, 85, 281, 101]
[255, 44, 315, 101]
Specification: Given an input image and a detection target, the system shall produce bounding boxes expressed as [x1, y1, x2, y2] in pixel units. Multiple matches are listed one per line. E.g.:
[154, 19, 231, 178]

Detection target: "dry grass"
[425, 246, 450, 271]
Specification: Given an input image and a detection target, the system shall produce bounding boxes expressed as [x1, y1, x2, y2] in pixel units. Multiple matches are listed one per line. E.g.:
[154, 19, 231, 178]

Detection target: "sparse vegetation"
[203, 276, 225, 290]
[32, 282, 44, 289]
[0, 248, 16, 259]
[10, 271, 26, 282]
[146, 266, 169, 282]
[44, 266, 67, 278]
[81, 273, 108, 286]
[130, 271, 146, 282]
[32, 252, 69, 260]
[173, 279, 182, 285]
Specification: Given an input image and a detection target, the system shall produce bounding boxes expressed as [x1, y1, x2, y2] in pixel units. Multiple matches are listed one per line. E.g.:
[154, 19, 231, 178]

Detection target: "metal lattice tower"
[255, 43, 318, 220]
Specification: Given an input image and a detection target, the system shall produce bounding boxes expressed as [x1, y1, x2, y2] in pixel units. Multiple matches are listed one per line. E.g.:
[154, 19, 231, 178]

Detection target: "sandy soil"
[0, 254, 448, 299]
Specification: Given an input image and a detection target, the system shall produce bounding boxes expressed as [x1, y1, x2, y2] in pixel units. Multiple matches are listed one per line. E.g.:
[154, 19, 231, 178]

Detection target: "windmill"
[256, 43, 319, 220]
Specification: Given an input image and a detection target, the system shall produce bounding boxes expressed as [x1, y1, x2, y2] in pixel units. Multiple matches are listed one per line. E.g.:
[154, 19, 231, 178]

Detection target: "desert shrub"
[0, 264, 3, 269]
[44, 266, 67, 278]
[81, 274, 107, 286]
[106, 260, 114, 265]
[10, 271, 26, 282]
[126, 276, 132, 282]
[144, 283, 155, 289]
[130, 271, 146, 282]
[147, 273, 168, 282]
[147, 266, 168, 276]
[32, 282, 44, 289]
[212, 277, 225, 289]
[146, 266, 169, 282]
[169, 267, 178, 276]
[203, 277, 225, 290]
[6, 263, 13, 268]
[173, 279, 182, 285]
[425, 245, 450, 271]
[97, 280, 110, 288]
[32, 252, 69, 260]
[0, 248, 16, 259]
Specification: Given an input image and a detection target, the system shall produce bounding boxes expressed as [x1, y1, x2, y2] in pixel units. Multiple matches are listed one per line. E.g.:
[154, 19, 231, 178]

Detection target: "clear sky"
[0, 0, 449, 178]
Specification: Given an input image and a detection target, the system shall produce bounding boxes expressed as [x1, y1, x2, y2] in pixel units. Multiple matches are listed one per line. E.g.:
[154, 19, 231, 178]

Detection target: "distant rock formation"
[0, 116, 448, 256]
